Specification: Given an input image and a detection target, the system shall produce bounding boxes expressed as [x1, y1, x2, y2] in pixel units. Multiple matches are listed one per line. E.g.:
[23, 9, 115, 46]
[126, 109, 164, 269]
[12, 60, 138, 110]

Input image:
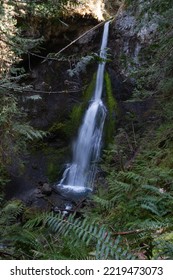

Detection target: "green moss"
[104, 71, 118, 144]
[64, 104, 83, 137]
[42, 146, 68, 183]
[64, 73, 97, 137]
[48, 121, 66, 136]
[30, 139, 69, 183]
[82, 72, 97, 102]
[46, 161, 60, 183]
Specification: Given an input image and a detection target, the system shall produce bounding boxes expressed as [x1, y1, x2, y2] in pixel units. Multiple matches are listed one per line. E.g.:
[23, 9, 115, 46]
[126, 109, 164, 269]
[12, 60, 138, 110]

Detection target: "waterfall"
[56, 21, 110, 197]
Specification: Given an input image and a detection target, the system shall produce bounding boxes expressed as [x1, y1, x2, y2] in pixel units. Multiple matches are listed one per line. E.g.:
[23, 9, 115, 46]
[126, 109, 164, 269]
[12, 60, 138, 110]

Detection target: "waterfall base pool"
[54, 184, 92, 200]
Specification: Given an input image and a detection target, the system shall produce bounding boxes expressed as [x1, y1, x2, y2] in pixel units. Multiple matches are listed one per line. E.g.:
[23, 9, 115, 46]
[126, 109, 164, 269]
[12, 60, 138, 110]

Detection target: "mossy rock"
[63, 72, 97, 137]
[42, 146, 69, 183]
[104, 71, 118, 144]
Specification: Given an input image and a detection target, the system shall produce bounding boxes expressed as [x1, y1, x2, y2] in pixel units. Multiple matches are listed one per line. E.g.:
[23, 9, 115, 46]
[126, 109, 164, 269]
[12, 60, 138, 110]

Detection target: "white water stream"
[57, 21, 110, 197]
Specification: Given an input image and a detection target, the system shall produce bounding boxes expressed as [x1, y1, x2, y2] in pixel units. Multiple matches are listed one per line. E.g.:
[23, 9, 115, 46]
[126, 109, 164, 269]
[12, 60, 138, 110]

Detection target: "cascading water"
[56, 21, 110, 197]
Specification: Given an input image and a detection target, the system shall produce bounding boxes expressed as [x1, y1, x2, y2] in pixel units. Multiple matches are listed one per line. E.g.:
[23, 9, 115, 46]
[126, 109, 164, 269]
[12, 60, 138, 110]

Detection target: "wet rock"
[33, 188, 45, 198]
[108, 0, 160, 81]
[32, 163, 38, 169]
[40, 183, 52, 196]
[121, 99, 154, 121]
[35, 193, 45, 198]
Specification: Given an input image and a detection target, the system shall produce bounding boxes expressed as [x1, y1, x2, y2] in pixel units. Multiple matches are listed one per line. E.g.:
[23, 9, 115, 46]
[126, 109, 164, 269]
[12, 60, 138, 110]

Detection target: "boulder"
[41, 183, 52, 196]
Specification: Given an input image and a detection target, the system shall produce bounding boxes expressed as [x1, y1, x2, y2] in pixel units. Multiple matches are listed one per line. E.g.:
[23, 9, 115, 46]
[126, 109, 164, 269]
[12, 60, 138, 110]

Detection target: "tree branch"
[0, 84, 84, 94]
[111, 227, 144, 236]
[43, 18, 113, 62]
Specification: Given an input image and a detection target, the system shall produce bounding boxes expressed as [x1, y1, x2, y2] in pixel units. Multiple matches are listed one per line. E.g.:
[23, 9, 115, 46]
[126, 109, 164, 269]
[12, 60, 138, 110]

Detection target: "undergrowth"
[91, 93, 173, 259]
[0, 201, 134, 260]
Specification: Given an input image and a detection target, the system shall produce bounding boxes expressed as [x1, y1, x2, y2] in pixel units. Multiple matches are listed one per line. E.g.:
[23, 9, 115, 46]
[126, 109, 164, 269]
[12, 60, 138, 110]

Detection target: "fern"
[1, 200, 24, 225]
[96, 143, 173, 257]
[13, 123, 47, 140]
[109, 178, 134, 193]
[154, 232, 173, 260]
[25, 212, 134, 260]
[117, 171, 144, 184]
[92, 195, 115, 211]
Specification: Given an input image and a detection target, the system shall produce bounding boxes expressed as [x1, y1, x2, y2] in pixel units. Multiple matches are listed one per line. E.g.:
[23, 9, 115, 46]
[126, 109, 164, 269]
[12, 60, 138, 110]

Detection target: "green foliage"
[1, 200, 24, 225]
[48, 121, 66, 136]
[23, 0, 79, 18]
[0, 199, 134, 260]
[0, 0, 47, 185]
[154, 236, 173, 260]
[94, 119, 173, 259]
[99, 3, 173, 260]
[14, 123, 46, 141]
[0, 1, 44, 74]
[159, 78, 173, 97]
[125, 0, 172, 13]
[0, 92, 46, 183]
[0, 199, 25, 259]
[25, 212, 134, 260]
[0, 167, 9, 188]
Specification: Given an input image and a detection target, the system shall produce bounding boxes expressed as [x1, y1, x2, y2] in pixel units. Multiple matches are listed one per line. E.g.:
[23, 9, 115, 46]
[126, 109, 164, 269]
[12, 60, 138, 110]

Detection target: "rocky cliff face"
[21, 0, 159, 130]
[7, 0, 159, 205]
[107, 0, 158, 119]
[109, 1, 159, 76]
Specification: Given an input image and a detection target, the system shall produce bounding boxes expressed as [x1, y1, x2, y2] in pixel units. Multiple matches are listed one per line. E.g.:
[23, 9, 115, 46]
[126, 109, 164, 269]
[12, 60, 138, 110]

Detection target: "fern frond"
[92, 195, 115, 211]
[109, 179, 133, 194]
[13, 123, 47, 140]
[23, 214, 45, 229]
[118, 171, 144, 184]
[9, 228, 39, 248]
[140, 202, 163, 216]
[1, 200, 24, 224]
[141, 184, 168, 196]
[25, 212, 134, 260]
